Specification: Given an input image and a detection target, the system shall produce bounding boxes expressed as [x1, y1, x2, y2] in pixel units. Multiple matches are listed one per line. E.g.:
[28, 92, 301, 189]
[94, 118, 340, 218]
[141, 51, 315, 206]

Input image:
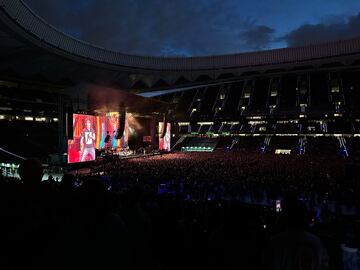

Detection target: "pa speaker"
[116, 106, 126, 139]
[66, 104, 73, 139]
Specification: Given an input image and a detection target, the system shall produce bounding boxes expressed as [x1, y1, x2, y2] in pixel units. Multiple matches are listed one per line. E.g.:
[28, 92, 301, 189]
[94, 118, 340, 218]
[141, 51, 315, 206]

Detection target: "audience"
[1, 151, 359, 269]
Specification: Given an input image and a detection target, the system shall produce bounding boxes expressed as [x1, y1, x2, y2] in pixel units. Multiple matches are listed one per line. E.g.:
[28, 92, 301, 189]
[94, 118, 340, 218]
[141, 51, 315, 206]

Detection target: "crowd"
[1, 151, 359, 269]
[95, 152, 359, 212]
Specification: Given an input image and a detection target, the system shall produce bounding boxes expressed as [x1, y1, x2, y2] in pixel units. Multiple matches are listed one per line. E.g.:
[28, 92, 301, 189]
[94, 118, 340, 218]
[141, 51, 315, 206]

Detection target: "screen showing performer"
[159, 122, 171, 152]
[68, 115, 97, 163]
[67, 113, 129, 163]
[80, 118, 96, 161]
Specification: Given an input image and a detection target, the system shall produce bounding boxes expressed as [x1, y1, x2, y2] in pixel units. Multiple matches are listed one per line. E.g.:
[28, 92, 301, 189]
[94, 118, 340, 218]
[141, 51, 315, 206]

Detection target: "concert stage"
[63, 83, 171, 166]
[67, 151, 162, 176]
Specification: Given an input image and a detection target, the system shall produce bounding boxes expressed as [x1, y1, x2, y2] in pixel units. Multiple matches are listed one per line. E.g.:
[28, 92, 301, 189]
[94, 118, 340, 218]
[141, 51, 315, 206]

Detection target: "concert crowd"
[1, 151, 359, 269]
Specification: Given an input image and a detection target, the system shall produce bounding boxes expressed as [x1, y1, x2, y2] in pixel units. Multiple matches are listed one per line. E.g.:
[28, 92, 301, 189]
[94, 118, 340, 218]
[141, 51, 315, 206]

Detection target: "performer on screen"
[80, 118, 96, 161]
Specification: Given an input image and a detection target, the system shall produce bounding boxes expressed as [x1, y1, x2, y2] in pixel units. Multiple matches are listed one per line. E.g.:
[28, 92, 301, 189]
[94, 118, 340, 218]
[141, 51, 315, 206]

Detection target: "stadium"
[1, 0, 360, 269]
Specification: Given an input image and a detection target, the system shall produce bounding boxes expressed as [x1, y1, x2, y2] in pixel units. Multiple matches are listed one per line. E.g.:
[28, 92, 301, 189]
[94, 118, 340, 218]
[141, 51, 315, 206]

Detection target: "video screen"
[159, 122, 171, 152]
[67, 113, 128, 163]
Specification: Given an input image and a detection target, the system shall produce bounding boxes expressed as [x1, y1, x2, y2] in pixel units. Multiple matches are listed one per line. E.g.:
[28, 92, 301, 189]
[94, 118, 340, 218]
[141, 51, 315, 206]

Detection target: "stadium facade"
[1, 0, 360, 162]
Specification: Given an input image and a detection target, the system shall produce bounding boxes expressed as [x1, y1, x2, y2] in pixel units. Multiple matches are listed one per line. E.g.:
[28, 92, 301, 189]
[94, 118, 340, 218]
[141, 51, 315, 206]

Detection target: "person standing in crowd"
[104, 131, 111, 154]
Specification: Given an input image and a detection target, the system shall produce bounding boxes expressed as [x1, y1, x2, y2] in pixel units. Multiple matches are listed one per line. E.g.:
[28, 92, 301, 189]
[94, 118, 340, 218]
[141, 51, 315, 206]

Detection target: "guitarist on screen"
[80, 118, 96, 161]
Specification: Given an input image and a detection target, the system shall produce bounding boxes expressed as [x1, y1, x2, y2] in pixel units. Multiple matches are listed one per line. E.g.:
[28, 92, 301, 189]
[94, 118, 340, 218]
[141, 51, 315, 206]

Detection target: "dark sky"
[24, 0, 360, 57]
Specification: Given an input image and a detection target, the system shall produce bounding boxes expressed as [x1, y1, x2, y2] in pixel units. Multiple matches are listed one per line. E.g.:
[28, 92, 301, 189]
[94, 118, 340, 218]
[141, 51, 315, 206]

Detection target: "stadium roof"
[1, 0, 360, 90]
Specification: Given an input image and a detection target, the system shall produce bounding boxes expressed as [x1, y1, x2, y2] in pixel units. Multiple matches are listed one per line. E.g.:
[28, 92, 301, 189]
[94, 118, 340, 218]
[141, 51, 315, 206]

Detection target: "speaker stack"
[116, 104, 126, 139]
[66, 103, 73, 139]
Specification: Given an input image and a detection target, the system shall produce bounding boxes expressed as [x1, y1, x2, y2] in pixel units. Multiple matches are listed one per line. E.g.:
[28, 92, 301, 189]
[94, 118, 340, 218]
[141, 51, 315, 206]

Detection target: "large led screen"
[68, 113, 128, 163]
[159, 122, 171, 152]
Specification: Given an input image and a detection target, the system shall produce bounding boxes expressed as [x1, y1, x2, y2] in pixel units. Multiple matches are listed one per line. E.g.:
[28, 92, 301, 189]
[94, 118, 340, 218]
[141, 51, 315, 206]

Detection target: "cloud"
[282, 12, 360, 47]
[24, 0, 276, 56]
[242, 25, 275, 51]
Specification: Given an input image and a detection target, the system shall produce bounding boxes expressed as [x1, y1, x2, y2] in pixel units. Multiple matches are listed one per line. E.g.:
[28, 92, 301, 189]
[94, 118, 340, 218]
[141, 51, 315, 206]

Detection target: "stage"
[67, 151, 162, 176]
